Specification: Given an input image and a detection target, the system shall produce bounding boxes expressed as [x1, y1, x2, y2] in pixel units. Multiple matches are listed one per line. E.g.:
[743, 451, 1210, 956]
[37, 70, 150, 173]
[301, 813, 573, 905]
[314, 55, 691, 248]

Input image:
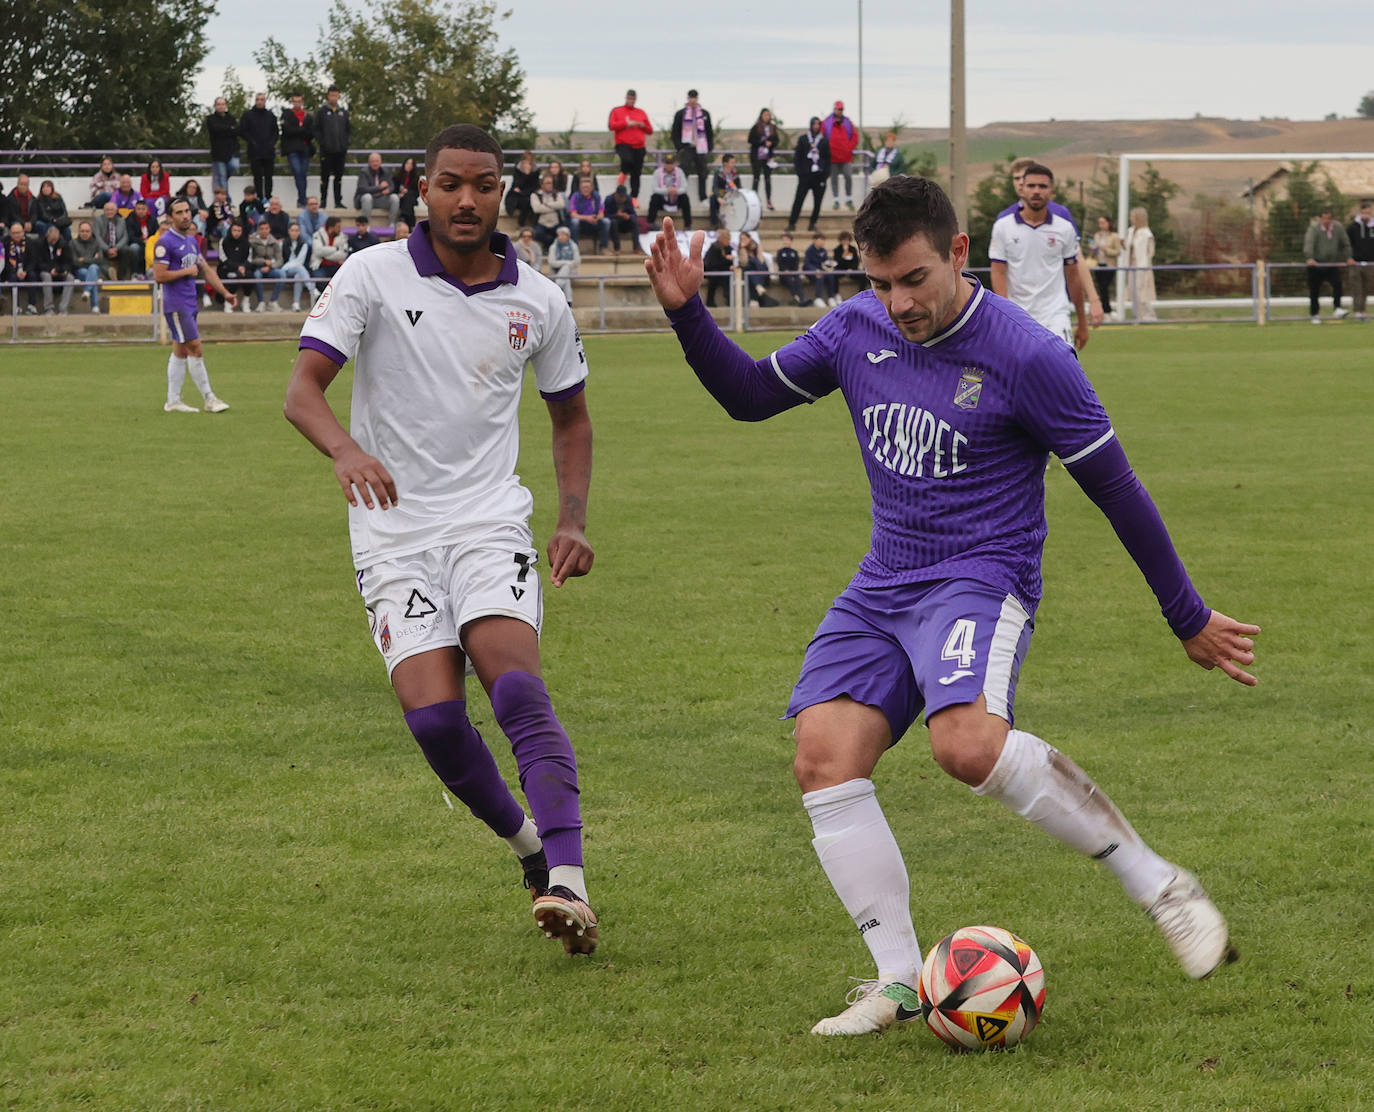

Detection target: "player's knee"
[928, 710, 1008, 786]
[791, 726, 827, 791]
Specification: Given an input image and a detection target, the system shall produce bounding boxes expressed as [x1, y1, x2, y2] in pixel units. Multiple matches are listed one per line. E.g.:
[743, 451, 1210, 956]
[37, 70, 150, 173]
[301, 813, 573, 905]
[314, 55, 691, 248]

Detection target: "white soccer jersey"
[300, 227, 588, 569]
[988, 207, 1079, 328]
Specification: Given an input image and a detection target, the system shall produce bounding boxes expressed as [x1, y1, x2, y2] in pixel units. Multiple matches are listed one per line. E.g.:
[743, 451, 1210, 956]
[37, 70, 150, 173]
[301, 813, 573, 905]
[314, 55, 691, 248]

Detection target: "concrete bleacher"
[6, 169, 868, 336]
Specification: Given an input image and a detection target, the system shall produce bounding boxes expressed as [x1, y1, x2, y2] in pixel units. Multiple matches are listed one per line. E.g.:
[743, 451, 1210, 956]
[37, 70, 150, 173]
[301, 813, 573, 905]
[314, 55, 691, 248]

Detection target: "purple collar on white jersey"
[408, 221, 518, 295]
[920, 275, 985, 349]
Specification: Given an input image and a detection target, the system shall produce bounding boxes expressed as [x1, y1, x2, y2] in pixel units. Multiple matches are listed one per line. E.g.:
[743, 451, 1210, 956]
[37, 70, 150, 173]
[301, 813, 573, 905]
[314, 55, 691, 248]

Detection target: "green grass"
[2, 324, 1371, 1111]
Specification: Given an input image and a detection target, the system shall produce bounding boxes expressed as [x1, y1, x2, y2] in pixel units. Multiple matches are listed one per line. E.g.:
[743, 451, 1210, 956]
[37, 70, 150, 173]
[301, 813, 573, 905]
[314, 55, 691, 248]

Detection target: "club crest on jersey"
[379, 614, 392, 654]
[507, 309, 532, 351]
[954, 367, 984, 410]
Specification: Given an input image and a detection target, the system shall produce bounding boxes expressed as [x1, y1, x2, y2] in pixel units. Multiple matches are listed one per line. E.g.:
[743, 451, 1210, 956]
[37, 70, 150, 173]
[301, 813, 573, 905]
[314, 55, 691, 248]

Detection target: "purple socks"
[489, 670, 583, 868]
[403, 700, 525, 838]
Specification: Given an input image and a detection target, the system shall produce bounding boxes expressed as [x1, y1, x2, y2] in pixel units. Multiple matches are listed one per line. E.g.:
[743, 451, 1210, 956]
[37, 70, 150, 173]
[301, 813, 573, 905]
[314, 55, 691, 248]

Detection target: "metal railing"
[8, 260, 1365, 345]
[1263, 260, 1374, 323]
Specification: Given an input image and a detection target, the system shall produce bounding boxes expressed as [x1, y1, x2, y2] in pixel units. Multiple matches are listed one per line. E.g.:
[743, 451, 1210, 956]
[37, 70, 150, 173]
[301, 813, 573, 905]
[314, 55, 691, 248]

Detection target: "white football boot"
[1147, 869, 1238, 978]
[163, 399, 199, 413]
[810, 979, 922, 1035]
[202, 394, 230, 413]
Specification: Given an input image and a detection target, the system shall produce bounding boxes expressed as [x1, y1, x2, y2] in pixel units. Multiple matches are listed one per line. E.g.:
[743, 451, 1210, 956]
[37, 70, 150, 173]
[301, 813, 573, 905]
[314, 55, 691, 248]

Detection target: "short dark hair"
[324, 215, 341, 230]
[425, 123, 503, 176]
[169, 197, 190, 214]
[1022, 161, 1054, 183]
[852, 174, 959, 259]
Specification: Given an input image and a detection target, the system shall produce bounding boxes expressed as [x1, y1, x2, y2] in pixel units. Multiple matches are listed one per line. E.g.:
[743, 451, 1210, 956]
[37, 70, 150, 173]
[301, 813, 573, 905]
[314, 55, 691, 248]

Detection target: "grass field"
[2, 324, 1372, 1111]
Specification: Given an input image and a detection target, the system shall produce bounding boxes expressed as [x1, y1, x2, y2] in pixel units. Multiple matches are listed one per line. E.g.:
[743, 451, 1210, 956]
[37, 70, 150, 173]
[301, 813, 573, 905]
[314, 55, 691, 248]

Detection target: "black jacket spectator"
[219, 226, 251, 278]
[314, 103, 351, 154]
[35, 236, 72, 278]
[3, 187, 37, 229]
[2, 238, 33, 282]
[207, 110, 240, 161]
[34, 190, 71, 232]
[126, 208, 157, 244]
[240, 105, 279, 162]
[280, 106, 314, 156]
[1349, 215, 1374, 263]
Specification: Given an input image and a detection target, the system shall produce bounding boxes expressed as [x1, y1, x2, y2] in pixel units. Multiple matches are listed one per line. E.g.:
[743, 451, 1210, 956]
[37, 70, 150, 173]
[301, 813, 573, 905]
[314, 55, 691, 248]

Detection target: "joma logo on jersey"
[954, 367, 984, 410]
[508, 320, 529, 351]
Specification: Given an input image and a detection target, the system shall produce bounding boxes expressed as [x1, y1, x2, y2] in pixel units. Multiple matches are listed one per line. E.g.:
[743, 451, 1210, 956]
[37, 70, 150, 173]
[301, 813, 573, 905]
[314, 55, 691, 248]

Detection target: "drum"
[722, 188, 762, 233]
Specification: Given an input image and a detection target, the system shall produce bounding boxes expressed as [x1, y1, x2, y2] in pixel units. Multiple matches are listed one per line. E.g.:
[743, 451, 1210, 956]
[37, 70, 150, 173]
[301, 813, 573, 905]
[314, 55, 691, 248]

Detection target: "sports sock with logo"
[404, 700, 527, 839]
[489, 670, 583, 872]
[186, 355, 212, 397]
[973, 728, 1176, 907]
[166, 354, 188, 404]
[803, 778, 922, 986]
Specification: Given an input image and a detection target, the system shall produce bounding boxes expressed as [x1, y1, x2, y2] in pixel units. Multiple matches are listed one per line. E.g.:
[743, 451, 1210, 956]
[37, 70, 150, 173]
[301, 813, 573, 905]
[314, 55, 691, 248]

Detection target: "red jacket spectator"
[608, 94, 652, 149]
[140, 160, 172, 214]
[822, 104, 857, 164]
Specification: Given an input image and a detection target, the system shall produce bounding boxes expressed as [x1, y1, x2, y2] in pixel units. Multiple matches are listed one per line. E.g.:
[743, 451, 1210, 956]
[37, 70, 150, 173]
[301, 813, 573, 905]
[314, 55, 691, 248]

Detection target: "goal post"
[1114, 151, 1374, 321]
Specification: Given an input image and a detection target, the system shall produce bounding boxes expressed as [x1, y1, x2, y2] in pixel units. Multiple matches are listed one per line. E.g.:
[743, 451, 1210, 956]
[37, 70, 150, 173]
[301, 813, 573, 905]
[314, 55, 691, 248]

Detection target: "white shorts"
[1042, 314, 1073, 346]
[356, 526, 543, 676]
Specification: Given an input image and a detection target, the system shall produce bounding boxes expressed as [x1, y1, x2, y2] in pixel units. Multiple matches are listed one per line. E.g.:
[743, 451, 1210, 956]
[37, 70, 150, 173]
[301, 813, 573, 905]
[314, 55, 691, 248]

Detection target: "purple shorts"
[164, 309, 199, 344]
[785, 578, 1035, 744]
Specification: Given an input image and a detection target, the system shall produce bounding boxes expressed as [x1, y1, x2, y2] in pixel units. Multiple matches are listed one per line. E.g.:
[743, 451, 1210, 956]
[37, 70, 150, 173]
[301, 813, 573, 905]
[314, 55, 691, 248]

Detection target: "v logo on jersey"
[866, 349, 898, 364]
[511, 586, 525, 601]
[405, 309, 424, 327]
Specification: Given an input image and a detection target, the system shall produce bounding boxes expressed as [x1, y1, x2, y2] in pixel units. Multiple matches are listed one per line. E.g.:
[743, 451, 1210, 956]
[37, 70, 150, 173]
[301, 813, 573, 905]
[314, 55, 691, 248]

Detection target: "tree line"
[0, 0, 530, 153]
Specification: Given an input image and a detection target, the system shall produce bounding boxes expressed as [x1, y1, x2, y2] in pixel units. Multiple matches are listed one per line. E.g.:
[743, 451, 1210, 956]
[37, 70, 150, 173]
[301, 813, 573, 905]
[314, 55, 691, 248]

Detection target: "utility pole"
[949, 0, 967, 230]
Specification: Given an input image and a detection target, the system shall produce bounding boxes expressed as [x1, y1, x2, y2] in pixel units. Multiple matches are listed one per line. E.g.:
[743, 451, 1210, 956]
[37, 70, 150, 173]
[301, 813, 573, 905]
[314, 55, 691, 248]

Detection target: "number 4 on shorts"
[941, 619, 977, 669]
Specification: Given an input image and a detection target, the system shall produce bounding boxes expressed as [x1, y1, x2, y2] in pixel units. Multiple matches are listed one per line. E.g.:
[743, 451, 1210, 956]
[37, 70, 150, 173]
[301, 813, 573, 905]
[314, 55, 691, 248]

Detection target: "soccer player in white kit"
[284, 124, 600, 954]
[989, 162, 1090, 350]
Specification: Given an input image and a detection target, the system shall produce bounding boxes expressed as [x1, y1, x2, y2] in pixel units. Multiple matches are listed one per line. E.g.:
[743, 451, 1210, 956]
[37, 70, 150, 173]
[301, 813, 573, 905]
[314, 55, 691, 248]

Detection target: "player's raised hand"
[643, 217, 704, 310]
[547, 525, 594, 588]
[1182, 610, 1261, 686]
[332, 443, 397, 510]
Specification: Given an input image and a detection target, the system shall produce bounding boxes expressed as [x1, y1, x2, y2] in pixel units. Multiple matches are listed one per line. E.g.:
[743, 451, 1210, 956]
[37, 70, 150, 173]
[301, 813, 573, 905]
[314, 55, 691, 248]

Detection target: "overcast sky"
[196, 0, 1374, 133]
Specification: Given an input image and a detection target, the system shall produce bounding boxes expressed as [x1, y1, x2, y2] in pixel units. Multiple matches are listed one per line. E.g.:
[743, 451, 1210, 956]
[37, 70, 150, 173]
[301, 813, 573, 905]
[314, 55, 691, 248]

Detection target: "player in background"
[644, 177, 1257, 1034]
[154, 198, 236, 413]
[284, 124, 600, 955]
[999, 157, 1103, 333]
[990, 162, 1090, 350]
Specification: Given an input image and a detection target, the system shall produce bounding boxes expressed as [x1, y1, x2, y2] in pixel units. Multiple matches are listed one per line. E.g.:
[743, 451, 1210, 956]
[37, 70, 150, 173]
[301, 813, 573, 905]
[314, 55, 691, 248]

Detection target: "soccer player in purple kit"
[644, 176, 1260, 1035]
[154, 198, 236, 413]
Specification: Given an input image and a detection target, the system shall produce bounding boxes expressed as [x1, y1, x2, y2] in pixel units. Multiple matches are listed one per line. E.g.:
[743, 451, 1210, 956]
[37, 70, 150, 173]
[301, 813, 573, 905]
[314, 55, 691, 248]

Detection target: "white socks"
[166, 354, 187, 404]
[503, 816, 541, 859]
[973, 729, 1176, 907]
[549, 865, 587, 901]
[804, 779, 922, 985]
[187, 355, 212, 397]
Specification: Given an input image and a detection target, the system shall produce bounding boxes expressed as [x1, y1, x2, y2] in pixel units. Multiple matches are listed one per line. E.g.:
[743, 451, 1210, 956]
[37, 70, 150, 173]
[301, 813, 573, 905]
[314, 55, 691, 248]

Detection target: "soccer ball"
[917, 925, 1046, 1050]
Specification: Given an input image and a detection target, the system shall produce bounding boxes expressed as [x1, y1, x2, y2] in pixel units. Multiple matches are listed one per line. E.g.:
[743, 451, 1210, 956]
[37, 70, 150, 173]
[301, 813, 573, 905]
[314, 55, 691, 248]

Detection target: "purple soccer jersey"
[665, 280, 1208, 639]
[152, 228, 203, 315]
[770, 282, 1110, 613]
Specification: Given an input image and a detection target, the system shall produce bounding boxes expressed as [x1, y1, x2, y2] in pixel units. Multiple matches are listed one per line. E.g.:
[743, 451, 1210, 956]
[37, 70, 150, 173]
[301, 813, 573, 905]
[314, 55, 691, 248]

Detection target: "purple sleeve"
[1066, 437, 1210, 640]
[664, 295, 835, 421]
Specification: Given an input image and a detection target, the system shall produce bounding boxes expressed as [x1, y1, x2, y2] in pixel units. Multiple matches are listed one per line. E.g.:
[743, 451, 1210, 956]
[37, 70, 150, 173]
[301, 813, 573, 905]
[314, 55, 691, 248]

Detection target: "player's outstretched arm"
[1181, 609, 1261, 687]
[643, 217, 704, 310]
[284, 348, 397, 510]
[545, 391, 594, 588]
